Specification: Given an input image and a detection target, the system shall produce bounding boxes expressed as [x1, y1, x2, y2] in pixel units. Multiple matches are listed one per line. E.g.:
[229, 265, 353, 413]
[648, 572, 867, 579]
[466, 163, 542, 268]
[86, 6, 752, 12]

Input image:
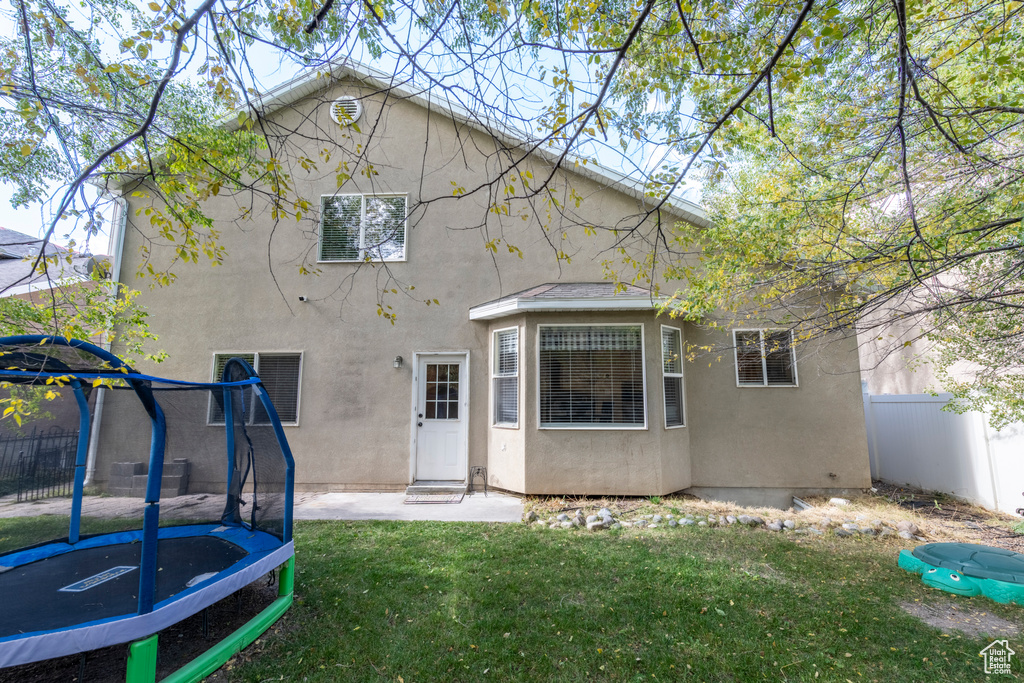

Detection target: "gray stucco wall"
[95, 75, 870, 499]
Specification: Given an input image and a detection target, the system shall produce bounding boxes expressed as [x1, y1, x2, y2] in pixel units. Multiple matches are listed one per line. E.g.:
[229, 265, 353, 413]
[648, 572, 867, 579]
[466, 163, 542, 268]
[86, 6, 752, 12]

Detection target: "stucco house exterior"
[95, 62, 871, 507]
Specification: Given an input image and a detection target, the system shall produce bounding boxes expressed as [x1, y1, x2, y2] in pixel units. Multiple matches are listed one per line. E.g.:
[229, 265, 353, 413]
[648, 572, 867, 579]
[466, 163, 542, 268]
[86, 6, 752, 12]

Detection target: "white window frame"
[536, 323, 648, 430]
[732, 329, 798, 388]
[208, 351, 303, 426]
[318, 193, 408, 263]
[661, 325, 685, 428]
[491, 326, 520, 428]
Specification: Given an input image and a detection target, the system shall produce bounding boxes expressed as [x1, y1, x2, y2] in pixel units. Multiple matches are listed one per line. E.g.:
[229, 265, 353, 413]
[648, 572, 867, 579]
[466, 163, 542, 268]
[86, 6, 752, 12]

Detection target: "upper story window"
[539, 325, 646, 429]
[661, 326, 685, 427]
[319, 194, 407, 262]
[733, 329, 797, 387]
[208, 352, 303, 425]
[492, 327, 519, 427]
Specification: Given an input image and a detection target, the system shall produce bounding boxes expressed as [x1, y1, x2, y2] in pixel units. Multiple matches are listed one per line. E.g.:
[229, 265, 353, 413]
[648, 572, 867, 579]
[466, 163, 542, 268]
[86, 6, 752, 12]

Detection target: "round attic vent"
[330, 97, 362, 126]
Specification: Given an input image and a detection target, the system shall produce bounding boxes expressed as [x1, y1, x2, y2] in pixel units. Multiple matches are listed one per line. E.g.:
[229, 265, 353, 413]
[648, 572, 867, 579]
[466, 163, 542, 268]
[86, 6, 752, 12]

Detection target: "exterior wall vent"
[330, 97, 362, 126]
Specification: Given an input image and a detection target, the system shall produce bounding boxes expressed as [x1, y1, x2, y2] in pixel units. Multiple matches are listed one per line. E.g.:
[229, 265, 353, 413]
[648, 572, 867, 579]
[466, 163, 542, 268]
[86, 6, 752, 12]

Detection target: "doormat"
[404, 493, 465, 505]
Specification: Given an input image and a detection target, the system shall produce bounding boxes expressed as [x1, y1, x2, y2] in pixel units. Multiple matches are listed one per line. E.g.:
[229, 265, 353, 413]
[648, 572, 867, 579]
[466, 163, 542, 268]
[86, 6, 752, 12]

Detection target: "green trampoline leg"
[126, 633, 159, 683]
[279, 556, 294, 597]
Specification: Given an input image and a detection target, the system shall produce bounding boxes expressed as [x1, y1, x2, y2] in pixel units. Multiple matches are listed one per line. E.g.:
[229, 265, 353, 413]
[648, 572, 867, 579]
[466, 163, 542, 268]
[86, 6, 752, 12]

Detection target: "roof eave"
[469, 295, 662, 321]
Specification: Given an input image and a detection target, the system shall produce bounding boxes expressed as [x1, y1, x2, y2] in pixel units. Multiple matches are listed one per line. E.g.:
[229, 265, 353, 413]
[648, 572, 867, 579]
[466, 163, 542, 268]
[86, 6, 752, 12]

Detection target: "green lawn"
[220, 521, 1018, 682]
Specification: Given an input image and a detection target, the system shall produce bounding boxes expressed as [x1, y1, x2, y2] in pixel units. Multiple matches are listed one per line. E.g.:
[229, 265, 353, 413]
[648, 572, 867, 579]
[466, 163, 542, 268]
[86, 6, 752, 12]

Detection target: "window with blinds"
[733, 329, 796, 387]
[661, 326, 684, 427]
[208, 352, 302, 425]
[492, 328, 519, 426]
[319, 194, 406, 262]
[539, 325, 646, 428]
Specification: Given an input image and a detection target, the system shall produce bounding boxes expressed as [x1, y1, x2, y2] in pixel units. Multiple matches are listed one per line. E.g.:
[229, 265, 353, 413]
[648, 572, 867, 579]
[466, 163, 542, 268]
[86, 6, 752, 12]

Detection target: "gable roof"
[0, 227, 100, 296]
[230, 61, 710, 230]
[469, 282, 659, 320]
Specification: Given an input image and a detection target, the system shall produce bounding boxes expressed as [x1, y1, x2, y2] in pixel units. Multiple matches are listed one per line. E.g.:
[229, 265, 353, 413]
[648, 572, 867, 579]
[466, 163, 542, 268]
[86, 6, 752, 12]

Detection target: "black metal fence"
[0, 425, 79, 502]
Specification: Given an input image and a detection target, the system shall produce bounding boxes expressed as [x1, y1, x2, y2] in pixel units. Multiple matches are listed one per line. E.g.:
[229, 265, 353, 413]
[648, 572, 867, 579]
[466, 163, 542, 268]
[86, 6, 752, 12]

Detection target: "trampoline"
[0, 336, 295, 681]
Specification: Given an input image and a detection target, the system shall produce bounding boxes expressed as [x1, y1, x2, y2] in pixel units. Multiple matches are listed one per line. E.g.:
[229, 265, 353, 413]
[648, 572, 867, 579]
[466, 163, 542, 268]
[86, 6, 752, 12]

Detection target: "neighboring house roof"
[0, 227, 100, 296]
[226, 61, 711, 230]
[469, 282, 659, 320]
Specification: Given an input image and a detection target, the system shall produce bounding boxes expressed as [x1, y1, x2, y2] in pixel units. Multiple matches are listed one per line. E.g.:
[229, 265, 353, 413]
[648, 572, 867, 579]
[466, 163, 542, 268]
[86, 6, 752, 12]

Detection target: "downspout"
[83, 191, 128, 487]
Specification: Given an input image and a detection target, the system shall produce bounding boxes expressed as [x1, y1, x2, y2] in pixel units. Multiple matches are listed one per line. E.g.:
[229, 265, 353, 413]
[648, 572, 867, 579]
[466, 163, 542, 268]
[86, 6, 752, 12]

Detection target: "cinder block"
[160, 487, 185, 499]
[110, 462, 144, 476]
[161, 475, 186, 490]
[172, 458, 188, 464]
[106, 486, 134, 497]
[131, 474, 149, 490]
[163, 462, 190, 477]
[106, 474, 135, 489]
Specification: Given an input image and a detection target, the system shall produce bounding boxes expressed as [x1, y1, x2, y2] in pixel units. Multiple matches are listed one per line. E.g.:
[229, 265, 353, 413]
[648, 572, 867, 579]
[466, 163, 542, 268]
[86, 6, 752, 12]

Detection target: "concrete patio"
[0, 490, 524, 523]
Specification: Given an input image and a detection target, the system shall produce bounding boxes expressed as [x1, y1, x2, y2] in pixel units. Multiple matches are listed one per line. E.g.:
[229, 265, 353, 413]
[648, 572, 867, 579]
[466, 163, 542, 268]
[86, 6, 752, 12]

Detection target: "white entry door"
[414, 354, 468, 481]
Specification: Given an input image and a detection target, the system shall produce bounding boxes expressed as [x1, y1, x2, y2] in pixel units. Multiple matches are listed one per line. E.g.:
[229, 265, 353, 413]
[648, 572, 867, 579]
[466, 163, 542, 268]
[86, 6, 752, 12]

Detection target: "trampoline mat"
[0, 535, 247, 638]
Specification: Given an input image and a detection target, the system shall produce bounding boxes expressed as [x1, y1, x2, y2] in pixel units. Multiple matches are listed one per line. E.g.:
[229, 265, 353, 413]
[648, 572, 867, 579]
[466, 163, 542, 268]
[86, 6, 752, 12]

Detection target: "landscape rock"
[609, 522, 622, 530]
[680, 518, 696, 526]
[635, 519, 648, 528]
[698, 521, 708, 527]
[586, 520, 606, 531]
[652, 514, 663, 524]
[598, 508, 612, 518]
[819, 517, 832, 527]
[668, 519, 678, 527]
[560, 521, 572, 529]
[726, 515, 737, 525]
[766, 521, 783, 532]
[807, 528, 824, 535]
[571, 516, 584, 527]
[557, 513, 569, 522]
[783, 520, 796, 530]
[829, 497, 850, 506]
[835, 529, 855, 537]
[586, 515, 598, 524]
[897, 520, 919, 535]
[842, 523, 859, 531]
[898, 530, 915, 540]
[523, 510, 538, 523]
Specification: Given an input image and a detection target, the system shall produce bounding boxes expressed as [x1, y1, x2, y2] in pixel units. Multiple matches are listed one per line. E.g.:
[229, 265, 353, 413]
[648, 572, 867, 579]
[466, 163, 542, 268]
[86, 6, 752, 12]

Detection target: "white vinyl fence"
[863, 385, 1024, 515]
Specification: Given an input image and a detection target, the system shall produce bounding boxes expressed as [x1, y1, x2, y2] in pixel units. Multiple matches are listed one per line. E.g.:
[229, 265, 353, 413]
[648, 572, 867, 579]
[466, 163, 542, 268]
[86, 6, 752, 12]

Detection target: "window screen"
[493, 328, 518, 425]
[539, 325, 645, 428]
[209, 352, 302, 424]
[319, 194, 406, 262]
[661, 326, 684, 427]
[733, 330, 796, 386]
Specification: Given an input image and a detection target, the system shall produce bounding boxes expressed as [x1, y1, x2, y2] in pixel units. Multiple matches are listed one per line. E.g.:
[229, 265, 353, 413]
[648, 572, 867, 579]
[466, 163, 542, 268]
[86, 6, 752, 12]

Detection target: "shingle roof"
[469, 282, 658, 320]
[0, 227, 102, 295]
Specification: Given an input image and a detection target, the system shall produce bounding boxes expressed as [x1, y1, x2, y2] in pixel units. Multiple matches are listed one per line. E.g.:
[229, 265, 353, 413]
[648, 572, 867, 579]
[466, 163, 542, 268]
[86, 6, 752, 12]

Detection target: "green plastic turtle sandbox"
[900, 542, 1024, 604]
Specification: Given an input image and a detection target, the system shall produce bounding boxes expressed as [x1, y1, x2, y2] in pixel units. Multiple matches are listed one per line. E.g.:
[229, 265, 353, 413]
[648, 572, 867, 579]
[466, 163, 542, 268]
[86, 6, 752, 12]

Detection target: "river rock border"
[522, 508, 925, 541]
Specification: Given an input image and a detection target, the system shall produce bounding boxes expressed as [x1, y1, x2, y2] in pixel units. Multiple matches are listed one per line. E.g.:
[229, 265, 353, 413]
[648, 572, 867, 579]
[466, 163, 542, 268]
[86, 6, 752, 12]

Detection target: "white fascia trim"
[469, 296, 662, 321]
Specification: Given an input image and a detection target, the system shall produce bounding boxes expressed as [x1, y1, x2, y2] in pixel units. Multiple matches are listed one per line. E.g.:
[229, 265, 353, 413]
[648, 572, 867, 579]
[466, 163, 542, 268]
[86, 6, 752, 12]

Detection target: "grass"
[0, 515, 181, 554]
[214, 520, 1019, 682]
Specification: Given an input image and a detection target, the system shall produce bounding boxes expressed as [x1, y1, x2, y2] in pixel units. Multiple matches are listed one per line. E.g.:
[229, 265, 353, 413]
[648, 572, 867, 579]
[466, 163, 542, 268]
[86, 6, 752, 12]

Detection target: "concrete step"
[406, 482, 467, 496]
